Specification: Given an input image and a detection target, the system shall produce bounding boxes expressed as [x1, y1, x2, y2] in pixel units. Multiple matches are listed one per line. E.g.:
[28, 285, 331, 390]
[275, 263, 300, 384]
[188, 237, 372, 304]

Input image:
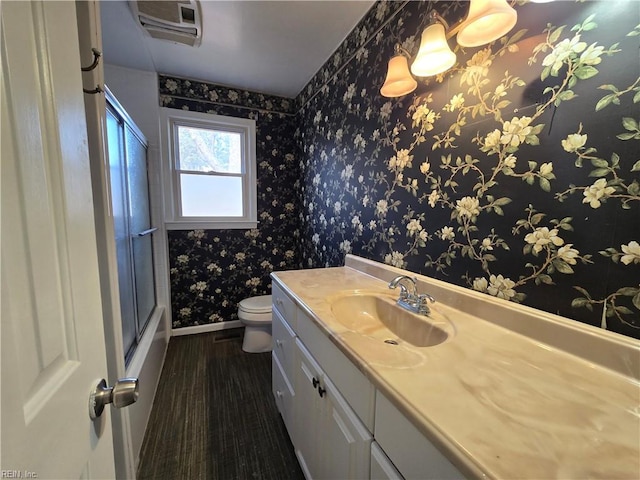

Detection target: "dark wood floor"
[136, 329, 304, 480]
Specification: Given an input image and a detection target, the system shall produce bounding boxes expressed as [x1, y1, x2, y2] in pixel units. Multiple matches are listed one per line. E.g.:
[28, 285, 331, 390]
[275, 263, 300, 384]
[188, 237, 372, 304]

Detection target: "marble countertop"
[271, 255, 640, 480]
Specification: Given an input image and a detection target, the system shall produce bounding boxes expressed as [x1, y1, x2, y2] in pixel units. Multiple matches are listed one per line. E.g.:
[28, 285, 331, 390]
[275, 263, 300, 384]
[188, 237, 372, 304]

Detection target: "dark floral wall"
[296, 0, 640, 339]
[160, 75, 302, 328]
[163, 1, 639, 340]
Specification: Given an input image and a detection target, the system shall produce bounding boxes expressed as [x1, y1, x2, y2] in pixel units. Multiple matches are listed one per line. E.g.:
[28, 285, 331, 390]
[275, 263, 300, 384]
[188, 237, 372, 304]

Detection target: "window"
[160, 108, 257, 229]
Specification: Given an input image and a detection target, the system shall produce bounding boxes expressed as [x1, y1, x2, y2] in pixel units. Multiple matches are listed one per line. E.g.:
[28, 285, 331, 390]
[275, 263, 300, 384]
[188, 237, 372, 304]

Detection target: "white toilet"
[238, 295, 273, 353]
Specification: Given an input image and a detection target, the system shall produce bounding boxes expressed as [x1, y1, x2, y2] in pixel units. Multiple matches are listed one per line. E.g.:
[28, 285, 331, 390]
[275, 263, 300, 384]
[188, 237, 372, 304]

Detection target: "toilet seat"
[238, 295, 272, 314]
[238, 295, 272, 324]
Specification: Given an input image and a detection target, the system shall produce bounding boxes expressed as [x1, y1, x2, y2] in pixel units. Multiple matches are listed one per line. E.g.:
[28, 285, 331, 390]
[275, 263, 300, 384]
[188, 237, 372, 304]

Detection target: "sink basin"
[328, 292, 451, 347]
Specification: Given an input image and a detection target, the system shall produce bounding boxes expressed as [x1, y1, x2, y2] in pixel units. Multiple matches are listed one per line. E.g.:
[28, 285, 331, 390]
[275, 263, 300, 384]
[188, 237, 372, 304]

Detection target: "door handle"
[89, 377, 139, 420]
[136, 227, 158, 237]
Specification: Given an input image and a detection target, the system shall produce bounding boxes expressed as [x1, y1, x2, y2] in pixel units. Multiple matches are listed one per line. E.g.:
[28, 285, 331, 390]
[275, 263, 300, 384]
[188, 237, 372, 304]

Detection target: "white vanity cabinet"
[271, 278, 462, 480]
[270, 257, 640, 480]
[272, 281, 374, 480]
[272, 283, 298, 439]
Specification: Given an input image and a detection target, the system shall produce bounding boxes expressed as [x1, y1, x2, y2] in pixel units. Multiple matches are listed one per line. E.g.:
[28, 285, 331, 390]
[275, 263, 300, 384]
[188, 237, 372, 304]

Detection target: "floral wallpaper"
[159, 75, 302, 328]
[162, 1, 639, 340]
[296, 0, 640, 339]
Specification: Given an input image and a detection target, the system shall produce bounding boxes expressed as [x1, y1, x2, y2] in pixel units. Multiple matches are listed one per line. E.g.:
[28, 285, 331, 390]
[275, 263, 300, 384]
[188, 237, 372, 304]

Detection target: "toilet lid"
[239, 295, 272, 314]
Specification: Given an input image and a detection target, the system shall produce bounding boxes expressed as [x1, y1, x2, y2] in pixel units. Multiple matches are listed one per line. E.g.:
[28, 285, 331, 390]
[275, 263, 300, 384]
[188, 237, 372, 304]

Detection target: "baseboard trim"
[171, 320, 243, 337]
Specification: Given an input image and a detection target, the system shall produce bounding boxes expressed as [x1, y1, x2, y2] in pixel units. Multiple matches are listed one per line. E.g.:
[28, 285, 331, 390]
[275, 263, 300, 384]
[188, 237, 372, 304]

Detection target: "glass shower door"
[125, 125, 156, 338]
[106, 92, 156, 363]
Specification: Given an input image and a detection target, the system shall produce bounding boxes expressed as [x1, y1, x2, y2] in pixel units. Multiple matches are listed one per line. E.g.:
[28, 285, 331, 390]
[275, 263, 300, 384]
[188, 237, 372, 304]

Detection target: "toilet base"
[242, 325, 272, 353]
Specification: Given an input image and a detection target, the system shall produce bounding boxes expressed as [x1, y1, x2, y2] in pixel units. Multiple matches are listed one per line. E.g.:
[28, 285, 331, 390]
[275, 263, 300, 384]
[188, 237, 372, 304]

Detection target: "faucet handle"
[419, 293, 435, 304]
[416, 293, 436, 315]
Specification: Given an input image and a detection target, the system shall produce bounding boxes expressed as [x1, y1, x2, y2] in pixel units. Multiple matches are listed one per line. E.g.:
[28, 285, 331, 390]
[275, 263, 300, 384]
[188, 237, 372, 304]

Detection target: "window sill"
[165, 220, 259, 231]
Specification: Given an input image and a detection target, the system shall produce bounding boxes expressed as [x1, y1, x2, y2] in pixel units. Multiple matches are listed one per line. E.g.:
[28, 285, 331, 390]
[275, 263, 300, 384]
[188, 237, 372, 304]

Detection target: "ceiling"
[100, 0, 375, 99]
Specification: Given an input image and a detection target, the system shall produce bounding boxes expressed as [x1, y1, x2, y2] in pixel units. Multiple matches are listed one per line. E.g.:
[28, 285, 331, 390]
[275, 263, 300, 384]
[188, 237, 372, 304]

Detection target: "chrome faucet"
[388, 275, 417, 300]
[388, 275, 435, 316]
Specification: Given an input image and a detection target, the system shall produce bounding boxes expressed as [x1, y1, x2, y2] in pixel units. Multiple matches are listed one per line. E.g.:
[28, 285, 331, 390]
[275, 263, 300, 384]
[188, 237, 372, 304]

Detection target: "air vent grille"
[130, 1, 202, 47]
[137, 1, 186, 23]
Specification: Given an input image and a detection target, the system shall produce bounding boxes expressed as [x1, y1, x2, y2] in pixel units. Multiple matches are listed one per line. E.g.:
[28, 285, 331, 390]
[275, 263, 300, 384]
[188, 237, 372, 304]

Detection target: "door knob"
[89, 377, 139, 420]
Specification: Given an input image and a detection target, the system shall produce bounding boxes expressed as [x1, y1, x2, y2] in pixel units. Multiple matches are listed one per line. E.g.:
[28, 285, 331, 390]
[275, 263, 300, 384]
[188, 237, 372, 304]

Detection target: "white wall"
[104, 65, 159, 145]
[104, 63, 170, 469]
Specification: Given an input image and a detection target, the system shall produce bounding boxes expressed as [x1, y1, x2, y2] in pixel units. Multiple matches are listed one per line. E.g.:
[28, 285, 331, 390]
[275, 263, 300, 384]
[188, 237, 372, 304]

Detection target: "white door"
[1, 1, 116, 478]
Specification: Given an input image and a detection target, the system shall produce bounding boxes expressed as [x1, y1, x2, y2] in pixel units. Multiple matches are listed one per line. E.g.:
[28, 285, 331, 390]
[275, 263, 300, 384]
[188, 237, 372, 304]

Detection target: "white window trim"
[159, 107, 258, 230]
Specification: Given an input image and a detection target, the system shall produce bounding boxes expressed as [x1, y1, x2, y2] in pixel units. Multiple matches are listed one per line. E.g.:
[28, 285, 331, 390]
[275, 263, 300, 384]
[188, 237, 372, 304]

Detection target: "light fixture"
[380, 0, 518, 97]
[380, 53, 418, 97]
[411, 21, 456, 77]
[456, 0, 518, 47]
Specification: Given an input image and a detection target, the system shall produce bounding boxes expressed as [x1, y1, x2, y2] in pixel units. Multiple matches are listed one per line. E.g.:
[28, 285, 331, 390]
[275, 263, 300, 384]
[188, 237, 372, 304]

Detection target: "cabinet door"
[371, 441, 404, 480]
[272, 354, 295, 436]
[296, 339, 372, 480]
[294, 338, 323, 479]
[321, 375, 372, 480]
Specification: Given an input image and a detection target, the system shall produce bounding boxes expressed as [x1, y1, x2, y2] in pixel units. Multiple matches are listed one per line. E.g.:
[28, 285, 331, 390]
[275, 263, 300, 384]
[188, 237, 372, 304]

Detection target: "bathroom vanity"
[270, 255, 640, 479]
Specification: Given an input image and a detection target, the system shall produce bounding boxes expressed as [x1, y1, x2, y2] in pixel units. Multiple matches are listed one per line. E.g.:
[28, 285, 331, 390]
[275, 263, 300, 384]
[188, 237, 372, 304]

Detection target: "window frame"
[160, 107, 257, 230]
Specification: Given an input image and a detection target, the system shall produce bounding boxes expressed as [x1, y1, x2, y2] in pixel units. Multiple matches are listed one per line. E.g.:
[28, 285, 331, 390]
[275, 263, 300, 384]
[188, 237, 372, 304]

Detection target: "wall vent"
[129, 1, 202, 47]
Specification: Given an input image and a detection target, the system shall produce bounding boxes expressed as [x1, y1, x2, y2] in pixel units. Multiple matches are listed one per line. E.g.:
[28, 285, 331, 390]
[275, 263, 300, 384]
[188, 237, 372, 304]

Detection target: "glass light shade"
[456, 0, 518, 47]
[380, 55, 417, 97]
[410, 23, 456, 77]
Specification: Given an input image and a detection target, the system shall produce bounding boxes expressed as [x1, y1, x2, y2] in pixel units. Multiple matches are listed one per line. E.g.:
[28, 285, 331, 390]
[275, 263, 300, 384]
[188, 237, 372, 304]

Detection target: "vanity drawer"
[273, 308, 296, 381]
[272, 282, 297, 330]
[375, 391, 463, 480]
[297, 308, 375, 431]
[272, 354, 295, 440]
